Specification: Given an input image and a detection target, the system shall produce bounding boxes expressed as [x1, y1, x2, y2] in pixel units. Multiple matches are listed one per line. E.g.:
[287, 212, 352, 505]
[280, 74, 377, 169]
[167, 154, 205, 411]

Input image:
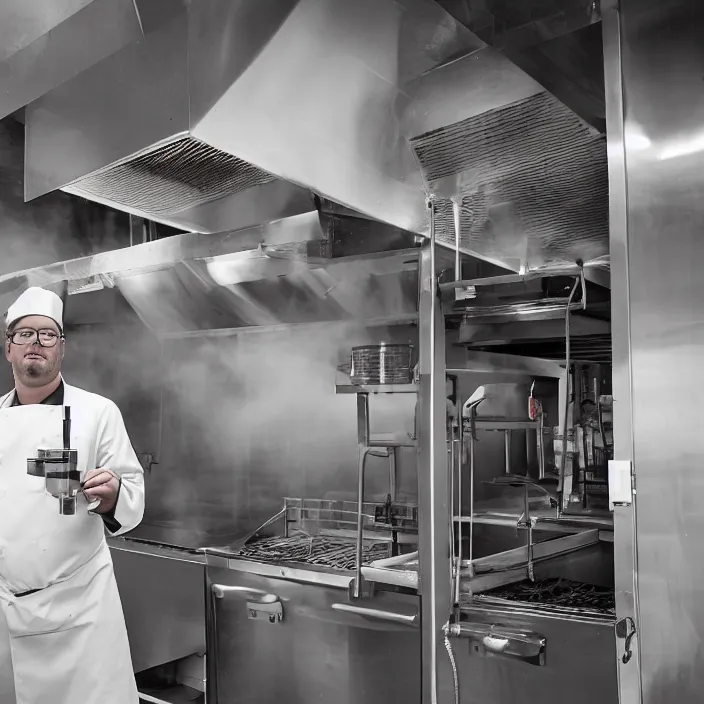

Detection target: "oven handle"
[331, 602, 419, 626]
[449, 622, 547, 666]
[212, 584, 277, 601]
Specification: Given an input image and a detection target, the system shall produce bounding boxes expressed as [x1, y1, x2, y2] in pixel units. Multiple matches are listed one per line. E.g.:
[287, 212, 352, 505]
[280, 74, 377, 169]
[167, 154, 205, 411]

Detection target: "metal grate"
[479, 577, 615, 614]
[236, 534, 390, 570]
[68, 136, 276, 216]
[410, 92, 608, 268]
[469, 334, 613, 364]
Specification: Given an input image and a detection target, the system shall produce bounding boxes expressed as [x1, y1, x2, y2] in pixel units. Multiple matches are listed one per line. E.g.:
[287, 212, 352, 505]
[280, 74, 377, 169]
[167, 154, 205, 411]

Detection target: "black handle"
[616, 617, 636, 664]
[63, 406, 71, 450]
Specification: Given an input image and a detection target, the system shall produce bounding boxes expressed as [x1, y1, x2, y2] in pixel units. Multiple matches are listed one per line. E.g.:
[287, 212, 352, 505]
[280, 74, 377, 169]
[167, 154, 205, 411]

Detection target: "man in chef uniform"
[0, 287, 145, 704]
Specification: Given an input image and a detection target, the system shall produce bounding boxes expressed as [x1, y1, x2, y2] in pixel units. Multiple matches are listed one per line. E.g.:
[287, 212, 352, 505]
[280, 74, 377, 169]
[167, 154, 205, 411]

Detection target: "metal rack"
[335, 381, 420, 597]
[473, 416, 547, 480]
[283, 497, 418, 537]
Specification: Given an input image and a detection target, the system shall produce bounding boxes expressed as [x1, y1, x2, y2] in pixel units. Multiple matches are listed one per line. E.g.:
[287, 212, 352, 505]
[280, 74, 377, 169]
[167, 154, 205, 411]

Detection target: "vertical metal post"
[357, 394, 370, 446]
[418, 200, 451, 704]
[453, 397, 463, 606]
[602, 3, 642, 702]
[537, 415, 546, 480]
[452, 198, 461, 283]
[353, 393, 371, 599]
[504, 430, 512, 475]
[389, 447, 397, 502]
[468, 411, 476, 573]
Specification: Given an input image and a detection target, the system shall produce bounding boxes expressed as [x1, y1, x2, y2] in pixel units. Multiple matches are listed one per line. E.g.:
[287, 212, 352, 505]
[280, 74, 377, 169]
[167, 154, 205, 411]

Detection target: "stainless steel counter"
[108, 536, 356, 588]
[110, 536, 618, 704]
[108, 537, 206, 564]
[108, 538, 207, 675]
[206, 562, 420, 704]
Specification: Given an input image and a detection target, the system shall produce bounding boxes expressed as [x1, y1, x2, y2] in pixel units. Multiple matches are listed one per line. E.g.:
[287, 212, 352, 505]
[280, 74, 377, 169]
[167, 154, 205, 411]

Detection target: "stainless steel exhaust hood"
[0, 211, 420, 335]
[404, 52, 609, 273]
[22, 0, 484, 236]
[0, 0, 145, 120]
[23, 0, 466, 235]
[23, 0, 610, 276]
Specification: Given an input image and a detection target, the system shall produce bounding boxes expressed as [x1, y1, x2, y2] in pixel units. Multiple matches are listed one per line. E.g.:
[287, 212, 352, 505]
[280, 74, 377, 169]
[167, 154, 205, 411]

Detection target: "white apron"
[0, 404, 139, 704]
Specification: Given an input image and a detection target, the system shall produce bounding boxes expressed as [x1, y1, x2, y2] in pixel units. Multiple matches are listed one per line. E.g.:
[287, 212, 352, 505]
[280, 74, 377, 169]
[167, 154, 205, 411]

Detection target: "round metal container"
[350, 343, 414, 385]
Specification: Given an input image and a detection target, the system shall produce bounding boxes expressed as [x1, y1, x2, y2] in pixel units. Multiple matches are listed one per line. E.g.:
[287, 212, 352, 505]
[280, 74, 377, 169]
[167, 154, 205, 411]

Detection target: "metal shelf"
[438, 267, 587, 292]
[336, 383, 418, 394]
[369, 433, 417, 448]
[139, 686, 204, 704]
[473, 419, 540, 430]
[453, 511, 614, 533]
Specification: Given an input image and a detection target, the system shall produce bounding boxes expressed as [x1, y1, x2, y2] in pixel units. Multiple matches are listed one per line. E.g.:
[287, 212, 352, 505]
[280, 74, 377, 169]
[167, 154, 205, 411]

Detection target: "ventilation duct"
[24, 0, 609, 279]
[0, 0, 145, 120]
[24, 0, 474, 235]
[0, 211, 421, 335]
[405, 55, 608, 273]
[434, 0, 606, 132]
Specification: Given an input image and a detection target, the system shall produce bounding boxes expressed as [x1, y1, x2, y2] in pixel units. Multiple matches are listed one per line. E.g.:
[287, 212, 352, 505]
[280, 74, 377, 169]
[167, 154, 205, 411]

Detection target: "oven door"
[442, 602, 618, 704]
[206, 565, 420, 704]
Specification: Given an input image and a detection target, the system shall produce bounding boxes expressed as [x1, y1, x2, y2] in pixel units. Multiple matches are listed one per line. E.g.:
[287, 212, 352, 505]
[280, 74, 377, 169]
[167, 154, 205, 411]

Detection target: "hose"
[443, 624, 460, 704]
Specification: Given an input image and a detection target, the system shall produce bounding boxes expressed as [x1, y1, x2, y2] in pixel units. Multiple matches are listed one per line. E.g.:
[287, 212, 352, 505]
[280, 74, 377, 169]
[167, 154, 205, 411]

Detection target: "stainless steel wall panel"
[603, 1, 704, 701]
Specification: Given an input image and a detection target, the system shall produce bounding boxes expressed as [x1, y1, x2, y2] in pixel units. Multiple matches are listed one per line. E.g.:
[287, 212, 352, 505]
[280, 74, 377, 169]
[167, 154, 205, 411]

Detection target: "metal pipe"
[504, 430, 512, 475]
[452, 198, 461, 282]
[538, 413, 546, 480]
[453, 402, 463, 606]
[419, 198, 449, 704]
[458, 394, 485, 592]
[331, 602, 419, 626]
[157, 338, 165, 467]
[429, 195, 438, 622]
[449, 418, 457, 602]
[389, 447, 397, 502]
[351, 392, 373, 598]
[469, 409, 477, 574]
[353, 446, 373, 599]
[357, 393, 370, 446]
[559, 274, 582, 501]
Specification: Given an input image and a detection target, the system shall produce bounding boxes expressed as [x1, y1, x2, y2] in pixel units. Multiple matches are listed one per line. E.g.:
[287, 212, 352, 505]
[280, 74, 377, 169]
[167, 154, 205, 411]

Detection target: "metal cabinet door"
[440, 604, 618, 704]
[206, 567, 420, 704]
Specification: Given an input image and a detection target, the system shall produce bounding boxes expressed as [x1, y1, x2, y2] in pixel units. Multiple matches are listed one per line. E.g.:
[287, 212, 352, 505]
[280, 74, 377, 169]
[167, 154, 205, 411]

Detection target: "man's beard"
[17, 358, 58, 385]
[24, 362, 42, 378]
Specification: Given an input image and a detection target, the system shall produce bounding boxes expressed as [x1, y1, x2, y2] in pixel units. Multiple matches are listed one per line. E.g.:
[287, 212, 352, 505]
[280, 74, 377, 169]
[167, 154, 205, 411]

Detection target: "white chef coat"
[0, 380, 145, 704]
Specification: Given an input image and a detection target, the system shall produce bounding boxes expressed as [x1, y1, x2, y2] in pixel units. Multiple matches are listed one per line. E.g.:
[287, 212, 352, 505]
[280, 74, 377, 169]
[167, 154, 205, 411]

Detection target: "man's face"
[5, 315, 64, 387]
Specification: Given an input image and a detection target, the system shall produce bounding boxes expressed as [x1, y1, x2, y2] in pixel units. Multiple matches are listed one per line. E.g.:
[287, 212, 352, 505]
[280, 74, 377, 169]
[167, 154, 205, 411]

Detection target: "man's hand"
[82, 468, 120, 514]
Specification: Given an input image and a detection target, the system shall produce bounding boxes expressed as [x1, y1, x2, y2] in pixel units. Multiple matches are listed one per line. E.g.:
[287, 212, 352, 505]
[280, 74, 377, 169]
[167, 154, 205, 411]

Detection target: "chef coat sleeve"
[94, 400, 145, 536]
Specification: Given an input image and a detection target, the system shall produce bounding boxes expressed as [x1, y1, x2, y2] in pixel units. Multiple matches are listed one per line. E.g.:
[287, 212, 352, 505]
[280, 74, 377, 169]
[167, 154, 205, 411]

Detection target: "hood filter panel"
[410, 92, 608, 268]
[67, 136, 276, 217]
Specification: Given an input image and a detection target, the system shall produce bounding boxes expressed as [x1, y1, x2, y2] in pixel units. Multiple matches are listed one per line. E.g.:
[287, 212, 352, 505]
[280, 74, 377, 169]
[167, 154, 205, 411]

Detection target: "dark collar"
[11, 379, 65, 407]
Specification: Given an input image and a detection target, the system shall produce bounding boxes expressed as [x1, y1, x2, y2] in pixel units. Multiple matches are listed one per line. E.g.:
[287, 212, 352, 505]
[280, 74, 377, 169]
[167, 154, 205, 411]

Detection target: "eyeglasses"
[7, 328, 64, 348]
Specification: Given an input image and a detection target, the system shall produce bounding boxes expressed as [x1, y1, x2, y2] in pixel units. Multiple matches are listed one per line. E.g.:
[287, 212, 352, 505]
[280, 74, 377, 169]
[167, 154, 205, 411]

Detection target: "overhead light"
[205, 249, 313, 286]
[68, 275, 105, 295]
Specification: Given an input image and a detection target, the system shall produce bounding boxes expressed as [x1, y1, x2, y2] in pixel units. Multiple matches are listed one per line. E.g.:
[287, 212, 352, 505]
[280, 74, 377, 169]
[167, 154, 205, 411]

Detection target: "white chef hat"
[5, 287, 64, 330]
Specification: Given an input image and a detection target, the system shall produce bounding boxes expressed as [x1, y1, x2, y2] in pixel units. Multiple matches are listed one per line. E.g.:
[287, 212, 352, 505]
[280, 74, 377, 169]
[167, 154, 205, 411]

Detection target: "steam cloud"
[1, 116, 421, 548]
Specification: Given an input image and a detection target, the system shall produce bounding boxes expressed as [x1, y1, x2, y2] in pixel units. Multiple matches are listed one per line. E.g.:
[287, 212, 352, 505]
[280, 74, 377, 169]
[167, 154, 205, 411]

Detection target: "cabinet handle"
[331, 602, 419, 626]
[211, 584, 283, 623]
[212, 584, 277, 601]
[449, 622, 546, 666]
